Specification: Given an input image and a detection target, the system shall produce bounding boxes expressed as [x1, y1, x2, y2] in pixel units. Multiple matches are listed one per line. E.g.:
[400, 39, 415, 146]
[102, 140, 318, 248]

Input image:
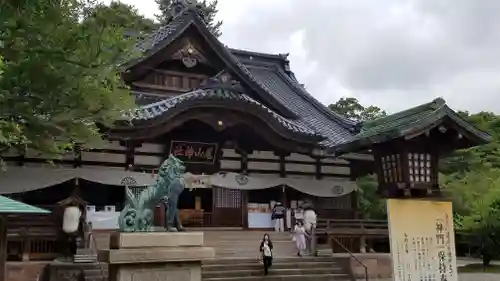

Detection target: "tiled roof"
[0, 196, 50, 214]
[127, 6, 359, 149]
[129, 87, 323, 139]
[334, 98, 493, 153]
[246, 66, 354, 147]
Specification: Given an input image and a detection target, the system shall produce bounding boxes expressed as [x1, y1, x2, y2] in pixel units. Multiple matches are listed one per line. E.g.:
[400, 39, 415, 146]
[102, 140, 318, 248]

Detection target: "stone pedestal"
[99, 232, 214, 281]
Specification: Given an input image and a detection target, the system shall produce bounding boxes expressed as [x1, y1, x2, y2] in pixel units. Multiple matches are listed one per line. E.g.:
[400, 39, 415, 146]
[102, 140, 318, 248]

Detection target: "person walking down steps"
[293, 221, 307, 256]
[260, 233, 273, 275]
[271, 202, 286, 232]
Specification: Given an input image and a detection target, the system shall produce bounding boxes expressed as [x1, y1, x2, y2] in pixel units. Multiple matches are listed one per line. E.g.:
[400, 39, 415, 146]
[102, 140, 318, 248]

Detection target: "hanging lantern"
[62, 205, 82, 234]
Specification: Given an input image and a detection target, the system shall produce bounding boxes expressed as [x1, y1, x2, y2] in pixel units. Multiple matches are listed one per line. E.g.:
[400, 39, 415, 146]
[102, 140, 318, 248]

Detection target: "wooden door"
[212, 187, 243, 227]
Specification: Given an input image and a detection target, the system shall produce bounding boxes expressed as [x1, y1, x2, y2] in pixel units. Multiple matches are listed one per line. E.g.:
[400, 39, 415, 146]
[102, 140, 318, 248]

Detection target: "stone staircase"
[202, 230, 351, 281]
[203, 256, 350, 281]
[88, 230, 351, 281]
[203, 230, 298, 258]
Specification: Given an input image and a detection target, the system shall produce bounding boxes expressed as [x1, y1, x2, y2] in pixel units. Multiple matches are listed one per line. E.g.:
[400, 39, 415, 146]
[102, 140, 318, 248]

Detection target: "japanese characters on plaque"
[387, 199, 458, 281]
[170, 141, 218, 164]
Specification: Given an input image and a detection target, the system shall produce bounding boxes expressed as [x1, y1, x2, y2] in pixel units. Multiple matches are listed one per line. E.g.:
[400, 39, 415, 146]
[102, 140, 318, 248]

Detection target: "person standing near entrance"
[259, 233, 273, 275]
[271, 202, 285, 232]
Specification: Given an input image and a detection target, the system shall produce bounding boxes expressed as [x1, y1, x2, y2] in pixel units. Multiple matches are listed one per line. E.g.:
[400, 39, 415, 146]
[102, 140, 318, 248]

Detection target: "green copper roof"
[334, 98, 493, 154]
[0, 196, 50, 214]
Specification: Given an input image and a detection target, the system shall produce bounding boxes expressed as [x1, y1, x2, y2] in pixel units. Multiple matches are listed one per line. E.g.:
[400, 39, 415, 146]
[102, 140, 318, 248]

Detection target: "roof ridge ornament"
[193, 3, 207, 23]
[170, 0, 189, 18]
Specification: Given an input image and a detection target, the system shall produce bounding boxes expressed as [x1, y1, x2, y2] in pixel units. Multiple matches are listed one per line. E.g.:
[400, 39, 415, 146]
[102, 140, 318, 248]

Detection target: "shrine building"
[0, 3, 492, 264]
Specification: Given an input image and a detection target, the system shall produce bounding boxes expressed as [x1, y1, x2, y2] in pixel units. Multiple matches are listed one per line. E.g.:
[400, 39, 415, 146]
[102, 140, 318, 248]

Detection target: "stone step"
[202, 273, 349, 281]
[203, 261, 338, 271]
[203, 267, 342, 278]
[83, 267, 108, 281]
[213, 250, 298, 256]
[203, 256, 340, 265]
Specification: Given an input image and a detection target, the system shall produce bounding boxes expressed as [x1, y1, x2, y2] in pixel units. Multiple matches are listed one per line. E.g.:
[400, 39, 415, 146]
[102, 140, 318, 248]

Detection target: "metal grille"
[214, 187, 242, 208]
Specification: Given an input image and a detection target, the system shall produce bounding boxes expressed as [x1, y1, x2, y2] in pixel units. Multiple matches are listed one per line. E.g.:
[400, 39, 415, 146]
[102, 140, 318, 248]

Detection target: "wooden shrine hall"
[0, 2, 492, 268]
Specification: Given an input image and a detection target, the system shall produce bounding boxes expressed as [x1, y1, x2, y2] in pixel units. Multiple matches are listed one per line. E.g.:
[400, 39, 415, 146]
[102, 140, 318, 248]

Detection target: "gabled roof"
[0, 196, 50, 214]
[125, 84, 325, 143]
[126, 5, 358, 149]
[334, 98, 493, 154]
[128, 7, 297, 120]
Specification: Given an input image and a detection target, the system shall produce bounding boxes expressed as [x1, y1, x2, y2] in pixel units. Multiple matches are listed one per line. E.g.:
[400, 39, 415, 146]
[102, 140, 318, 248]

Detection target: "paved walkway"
[369, 276, 498, 281]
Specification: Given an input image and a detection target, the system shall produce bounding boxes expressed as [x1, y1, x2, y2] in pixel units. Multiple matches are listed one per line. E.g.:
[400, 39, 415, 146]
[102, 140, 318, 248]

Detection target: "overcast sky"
[108, 0, 500, 114]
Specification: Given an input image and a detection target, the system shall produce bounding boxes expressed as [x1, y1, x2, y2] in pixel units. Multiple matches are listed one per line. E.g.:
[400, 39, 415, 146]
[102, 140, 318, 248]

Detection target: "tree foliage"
[356, 174, 386, 219]
[0, 0, 136, 157]
[155, 0, 223, 37]
[443, 167, 500, 264]
[328, 97, 387, 121]
[89, 1, 157, 36]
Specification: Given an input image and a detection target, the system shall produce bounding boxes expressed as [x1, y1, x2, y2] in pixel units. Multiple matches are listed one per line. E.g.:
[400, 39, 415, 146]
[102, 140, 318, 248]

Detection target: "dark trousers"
[263, 256, 272, 275]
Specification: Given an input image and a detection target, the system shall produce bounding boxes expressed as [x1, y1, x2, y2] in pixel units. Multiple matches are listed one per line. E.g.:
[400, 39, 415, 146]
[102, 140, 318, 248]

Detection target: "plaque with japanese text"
[387, 199, 458, 281]
[169, 141, 218, 164]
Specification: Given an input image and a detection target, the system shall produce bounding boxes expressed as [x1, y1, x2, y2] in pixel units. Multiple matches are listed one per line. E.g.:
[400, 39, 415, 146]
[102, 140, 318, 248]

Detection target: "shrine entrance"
[212, 187, 245, 227]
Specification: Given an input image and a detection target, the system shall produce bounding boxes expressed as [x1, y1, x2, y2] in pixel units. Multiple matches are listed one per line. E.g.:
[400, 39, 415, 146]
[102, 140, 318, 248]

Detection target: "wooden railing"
[316, 218, 389, 253]
[6, 214, 59, 261]
[316, 219, 388, 236]
[330, 235, 369, 281]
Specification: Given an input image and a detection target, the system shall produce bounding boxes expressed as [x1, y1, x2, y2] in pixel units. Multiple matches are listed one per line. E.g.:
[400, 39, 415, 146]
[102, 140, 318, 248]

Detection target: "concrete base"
[99, 232, 214, 281]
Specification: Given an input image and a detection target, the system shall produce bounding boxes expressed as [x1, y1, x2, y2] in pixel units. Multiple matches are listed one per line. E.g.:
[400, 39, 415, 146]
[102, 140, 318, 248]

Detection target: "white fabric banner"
[86, 211, 120, 230]
[208, 172, 356, 197]
[0, 165, 157, 194]
[0, 166, 356, 198]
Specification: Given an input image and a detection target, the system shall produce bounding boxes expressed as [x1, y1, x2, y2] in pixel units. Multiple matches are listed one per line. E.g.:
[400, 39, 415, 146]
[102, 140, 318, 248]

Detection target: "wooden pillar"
[281, 185, 288, 230]
[241, 191, 248, 229]
[277, 153, 288, 230]
[239, 150, 249, 229]
[0, 217, 6, 281]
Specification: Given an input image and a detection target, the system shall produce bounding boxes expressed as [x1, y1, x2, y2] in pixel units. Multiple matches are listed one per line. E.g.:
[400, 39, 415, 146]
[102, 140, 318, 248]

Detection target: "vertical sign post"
[387, 199, 458, 281]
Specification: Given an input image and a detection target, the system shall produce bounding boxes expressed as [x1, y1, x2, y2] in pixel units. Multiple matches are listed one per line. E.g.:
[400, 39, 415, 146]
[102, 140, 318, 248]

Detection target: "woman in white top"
[259, 233, 273, 275]
[293, 221, 307, 256]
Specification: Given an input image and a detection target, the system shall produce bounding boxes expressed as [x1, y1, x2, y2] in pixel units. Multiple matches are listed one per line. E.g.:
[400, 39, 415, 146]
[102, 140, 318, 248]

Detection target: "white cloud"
[107, 0, 500, 114]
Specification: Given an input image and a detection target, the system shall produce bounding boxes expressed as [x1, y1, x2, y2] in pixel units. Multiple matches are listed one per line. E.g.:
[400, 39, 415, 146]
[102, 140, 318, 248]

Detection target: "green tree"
[155, 0, 222, 37]
[444, 167, 500, 265]
[328, 97, 387, 121]
[89, 1, 157, 36]
[440, 111, 500, 175]
[0, 0, 135, 157]
[357, 174, 386, 219]
[329, 97, 387, 218]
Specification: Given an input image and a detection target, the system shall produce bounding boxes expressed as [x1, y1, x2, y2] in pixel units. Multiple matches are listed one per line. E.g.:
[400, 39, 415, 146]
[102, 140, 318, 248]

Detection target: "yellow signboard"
[387, 199, 458, 281]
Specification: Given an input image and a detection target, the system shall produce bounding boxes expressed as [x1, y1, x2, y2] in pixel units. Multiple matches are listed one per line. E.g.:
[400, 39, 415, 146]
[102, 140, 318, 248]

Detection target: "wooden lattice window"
[214, 187, 241, 208]
[408, 153, 432, 182]
[381, 154, 403, 183]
